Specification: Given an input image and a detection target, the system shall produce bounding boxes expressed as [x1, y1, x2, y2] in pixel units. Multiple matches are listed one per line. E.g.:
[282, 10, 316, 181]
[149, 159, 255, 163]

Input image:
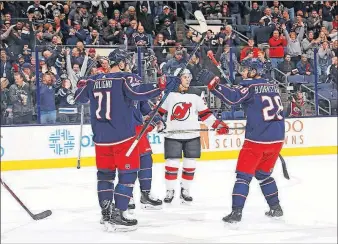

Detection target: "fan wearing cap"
[157, 68, 229, 205]
[27, 0, 46, 22]
[162, 50, 187, 75]
[66, 20, 86, 46]
[158, 5, 176, 28]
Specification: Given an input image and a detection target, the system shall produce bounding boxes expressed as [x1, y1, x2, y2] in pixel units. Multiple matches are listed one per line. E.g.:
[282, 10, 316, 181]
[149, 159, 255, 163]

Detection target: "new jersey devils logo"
[171, 102, 192, 121]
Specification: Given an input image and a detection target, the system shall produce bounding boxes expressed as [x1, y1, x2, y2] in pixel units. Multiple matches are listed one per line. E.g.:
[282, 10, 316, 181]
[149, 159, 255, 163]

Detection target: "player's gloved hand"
[196, 69, 220, 90]
[77, 78, 87, 88]
[212, 120, 229, 135]
[158, 75, 180, 93]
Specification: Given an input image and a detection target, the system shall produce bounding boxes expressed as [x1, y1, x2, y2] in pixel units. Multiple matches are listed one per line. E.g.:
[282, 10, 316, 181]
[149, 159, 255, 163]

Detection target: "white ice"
[1, 155, 337, 243]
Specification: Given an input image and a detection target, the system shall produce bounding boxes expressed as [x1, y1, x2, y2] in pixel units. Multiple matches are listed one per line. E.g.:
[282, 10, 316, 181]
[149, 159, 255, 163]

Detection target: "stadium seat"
[287, 75, 308, 84]
[221, 111, 233, 120]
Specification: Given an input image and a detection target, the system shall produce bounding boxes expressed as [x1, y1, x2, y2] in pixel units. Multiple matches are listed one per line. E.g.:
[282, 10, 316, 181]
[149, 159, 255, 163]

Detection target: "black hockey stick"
[279, 154, 290, 180]
[125, 10, 208, 157]
[0, 178, 52, 220]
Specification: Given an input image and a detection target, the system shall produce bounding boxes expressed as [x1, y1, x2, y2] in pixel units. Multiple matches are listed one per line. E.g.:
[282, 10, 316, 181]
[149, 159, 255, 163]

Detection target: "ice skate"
[104, 208, 138, 232]
[265, 204, 283, 218]
[99, 200, 113, 225]
[164, 190, 175, 203]
[222, 208, 243, 224]
[127, 198, 136, 214]
[140, 191, 163, 210]
[180, 187, 193, 205]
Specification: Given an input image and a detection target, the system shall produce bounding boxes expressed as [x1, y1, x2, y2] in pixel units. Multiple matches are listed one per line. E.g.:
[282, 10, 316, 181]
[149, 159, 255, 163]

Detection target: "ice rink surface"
[1, 155, 337, 243]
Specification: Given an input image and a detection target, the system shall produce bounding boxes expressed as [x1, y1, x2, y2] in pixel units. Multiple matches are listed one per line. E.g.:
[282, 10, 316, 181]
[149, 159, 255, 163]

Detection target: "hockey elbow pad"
[196, 69, 220, 90]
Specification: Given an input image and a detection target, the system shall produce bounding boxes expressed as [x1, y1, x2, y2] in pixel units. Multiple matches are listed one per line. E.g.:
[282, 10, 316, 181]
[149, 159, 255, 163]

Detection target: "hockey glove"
[212, 120, 229, 135]
[196, 69, 220, 90]
[158, 75, 180, 93]
[77, 78, 87, 88]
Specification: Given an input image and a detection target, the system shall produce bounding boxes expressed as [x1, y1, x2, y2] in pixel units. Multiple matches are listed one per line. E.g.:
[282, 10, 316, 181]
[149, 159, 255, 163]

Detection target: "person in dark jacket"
[103, 19, 124, 45]
[39, 72, 56, 124]
[136, 2, 155, 47]
[9, 72, 35, 124]
[65, 21, 86, 46]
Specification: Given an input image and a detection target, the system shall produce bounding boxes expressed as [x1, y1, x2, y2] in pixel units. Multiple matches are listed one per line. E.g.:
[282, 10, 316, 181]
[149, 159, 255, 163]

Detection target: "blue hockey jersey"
[75, 72, 161, 144]
[212, 78, 285, 143]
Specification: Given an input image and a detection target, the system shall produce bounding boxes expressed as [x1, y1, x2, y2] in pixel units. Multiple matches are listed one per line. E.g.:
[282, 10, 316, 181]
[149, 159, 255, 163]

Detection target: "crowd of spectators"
[0, 1, 337, 125]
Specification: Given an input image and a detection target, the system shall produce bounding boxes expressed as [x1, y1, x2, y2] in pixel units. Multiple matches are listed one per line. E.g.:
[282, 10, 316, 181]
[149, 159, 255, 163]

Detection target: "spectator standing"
[269, 30, 287, 68]
[240, 39, 260, 62]
[87, 29, 106, 45]
[224, 25, 240, 47]
[307, 10, 322, 38]
[153, 34, 169, 66]
[318, 41, 335, 79]
[136, 2, 155, 47]
[158, 5, 176, 29]
[0, 50, 13, 85]
[65, 21, 86, 46]
[103, 19, 124, 45]
[1, 77, 11, 125]
[282, 22, 305, 67]
[133, 25, 150, 53]
[277, 54, 296, 82]
[39, 73, 57, 124]
[254, 20, 276, 57]
[160, 18, 177, 48]
[9, 72, 35, 124]
[322, 1, 334, 32]
[66, 49, 88, 91]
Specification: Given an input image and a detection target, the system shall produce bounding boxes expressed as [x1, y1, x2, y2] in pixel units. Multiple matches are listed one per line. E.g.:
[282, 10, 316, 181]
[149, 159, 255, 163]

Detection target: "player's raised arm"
[122, 74, 179, 101]
[197, 69, 253, 105]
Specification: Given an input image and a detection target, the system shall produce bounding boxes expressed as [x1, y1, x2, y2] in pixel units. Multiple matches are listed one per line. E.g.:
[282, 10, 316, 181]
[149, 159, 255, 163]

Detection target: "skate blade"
[223, 221, 241, 230]
[180, 199, 193, 205]
[104, 222, 137, 232]
[141, 203, 163, 210]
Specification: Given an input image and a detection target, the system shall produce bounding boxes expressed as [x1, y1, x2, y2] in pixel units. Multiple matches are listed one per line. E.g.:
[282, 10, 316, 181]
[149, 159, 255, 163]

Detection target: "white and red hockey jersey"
[158, 88, 217, 140]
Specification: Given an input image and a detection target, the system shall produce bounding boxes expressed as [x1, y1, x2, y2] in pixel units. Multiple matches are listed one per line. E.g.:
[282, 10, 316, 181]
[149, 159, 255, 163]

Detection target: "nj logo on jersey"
[170, 102, 192, 121]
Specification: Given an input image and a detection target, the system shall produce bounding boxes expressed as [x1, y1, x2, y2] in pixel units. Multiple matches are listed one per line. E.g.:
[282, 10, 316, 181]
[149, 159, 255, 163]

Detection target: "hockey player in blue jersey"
[75, 48, 179, 231]
[127, 100, 164, 211]
[198, 67, 285, 223]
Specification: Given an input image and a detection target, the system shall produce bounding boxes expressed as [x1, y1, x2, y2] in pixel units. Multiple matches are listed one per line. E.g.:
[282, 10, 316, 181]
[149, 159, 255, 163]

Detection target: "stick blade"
[33, 210, 52, 220]
[194, 10, 208, 33]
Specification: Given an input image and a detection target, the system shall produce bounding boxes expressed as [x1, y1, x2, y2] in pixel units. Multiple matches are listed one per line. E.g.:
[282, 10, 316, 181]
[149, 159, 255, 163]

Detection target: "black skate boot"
[140, 191, 163, 210]
[106, 208, 138, 232]
[127, 198, 136, 214]
[222, 208, 243, 224]
[180, 187, 193, 204]
[99, 200, 114, 225]
[164, 190, 175, 203]
[265, 204, 283, 218]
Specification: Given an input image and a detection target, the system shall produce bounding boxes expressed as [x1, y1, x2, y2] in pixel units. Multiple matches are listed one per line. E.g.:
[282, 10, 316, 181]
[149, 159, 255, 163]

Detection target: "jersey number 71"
[94, 91, 111, 120]
[262, 95, 283, 121]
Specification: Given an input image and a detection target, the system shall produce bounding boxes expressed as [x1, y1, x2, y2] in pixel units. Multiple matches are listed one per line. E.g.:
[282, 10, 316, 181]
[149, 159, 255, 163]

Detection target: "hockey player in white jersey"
[157, 69, 229, 204]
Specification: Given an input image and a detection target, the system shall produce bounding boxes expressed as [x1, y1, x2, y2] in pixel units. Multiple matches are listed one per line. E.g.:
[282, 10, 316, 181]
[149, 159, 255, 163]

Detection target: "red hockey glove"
[157, 75, 167, 90]
[212, 120, 229, 135]
[77, 79, 87, 88]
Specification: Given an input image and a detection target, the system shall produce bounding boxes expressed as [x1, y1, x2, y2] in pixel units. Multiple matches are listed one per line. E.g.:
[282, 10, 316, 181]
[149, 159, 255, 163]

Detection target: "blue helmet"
[108, 48, 129, 66]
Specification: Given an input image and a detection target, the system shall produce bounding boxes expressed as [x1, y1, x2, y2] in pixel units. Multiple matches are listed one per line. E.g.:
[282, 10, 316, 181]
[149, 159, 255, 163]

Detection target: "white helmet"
[173, 68, 191, 77]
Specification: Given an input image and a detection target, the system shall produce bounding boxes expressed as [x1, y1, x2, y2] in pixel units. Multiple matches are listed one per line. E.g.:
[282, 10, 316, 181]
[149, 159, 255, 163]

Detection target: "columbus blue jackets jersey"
[212, 78, 285, 143]
[75, 72, 161, 144]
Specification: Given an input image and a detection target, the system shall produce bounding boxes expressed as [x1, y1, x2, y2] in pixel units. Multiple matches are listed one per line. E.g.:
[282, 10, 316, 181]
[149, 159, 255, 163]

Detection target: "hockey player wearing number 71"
[157, 68, 230, 204]
[197, 67, 286, 223]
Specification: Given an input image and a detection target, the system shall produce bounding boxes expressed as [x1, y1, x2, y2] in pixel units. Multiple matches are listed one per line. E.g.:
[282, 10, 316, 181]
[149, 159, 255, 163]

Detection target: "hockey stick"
[161, 127, 246, 134]
[77, 105, 84, 169]
[125, 10, 208, 157]
[206, 50, 232, 85]
[279, 154, 290, 180]
[0, 178, 52, 220]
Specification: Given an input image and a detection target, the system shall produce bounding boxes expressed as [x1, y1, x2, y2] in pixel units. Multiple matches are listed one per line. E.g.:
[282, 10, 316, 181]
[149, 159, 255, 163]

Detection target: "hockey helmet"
[173, 68, 192, 77]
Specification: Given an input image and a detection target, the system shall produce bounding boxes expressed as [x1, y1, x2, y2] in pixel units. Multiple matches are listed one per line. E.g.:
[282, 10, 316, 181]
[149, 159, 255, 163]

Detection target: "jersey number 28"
[94, 91, 111, 120]
[262, 95, 283, 121]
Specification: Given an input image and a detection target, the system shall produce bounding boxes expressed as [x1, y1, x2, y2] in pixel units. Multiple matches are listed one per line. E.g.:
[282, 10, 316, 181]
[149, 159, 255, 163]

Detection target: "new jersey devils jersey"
[158, 88, 217, 140]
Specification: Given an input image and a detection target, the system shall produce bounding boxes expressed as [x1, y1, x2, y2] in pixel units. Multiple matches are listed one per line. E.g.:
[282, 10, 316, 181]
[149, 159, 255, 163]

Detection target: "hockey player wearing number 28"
[75, 48, 179, 232]
[198, 67, 285, 223]
[158, 68, 230, 204]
